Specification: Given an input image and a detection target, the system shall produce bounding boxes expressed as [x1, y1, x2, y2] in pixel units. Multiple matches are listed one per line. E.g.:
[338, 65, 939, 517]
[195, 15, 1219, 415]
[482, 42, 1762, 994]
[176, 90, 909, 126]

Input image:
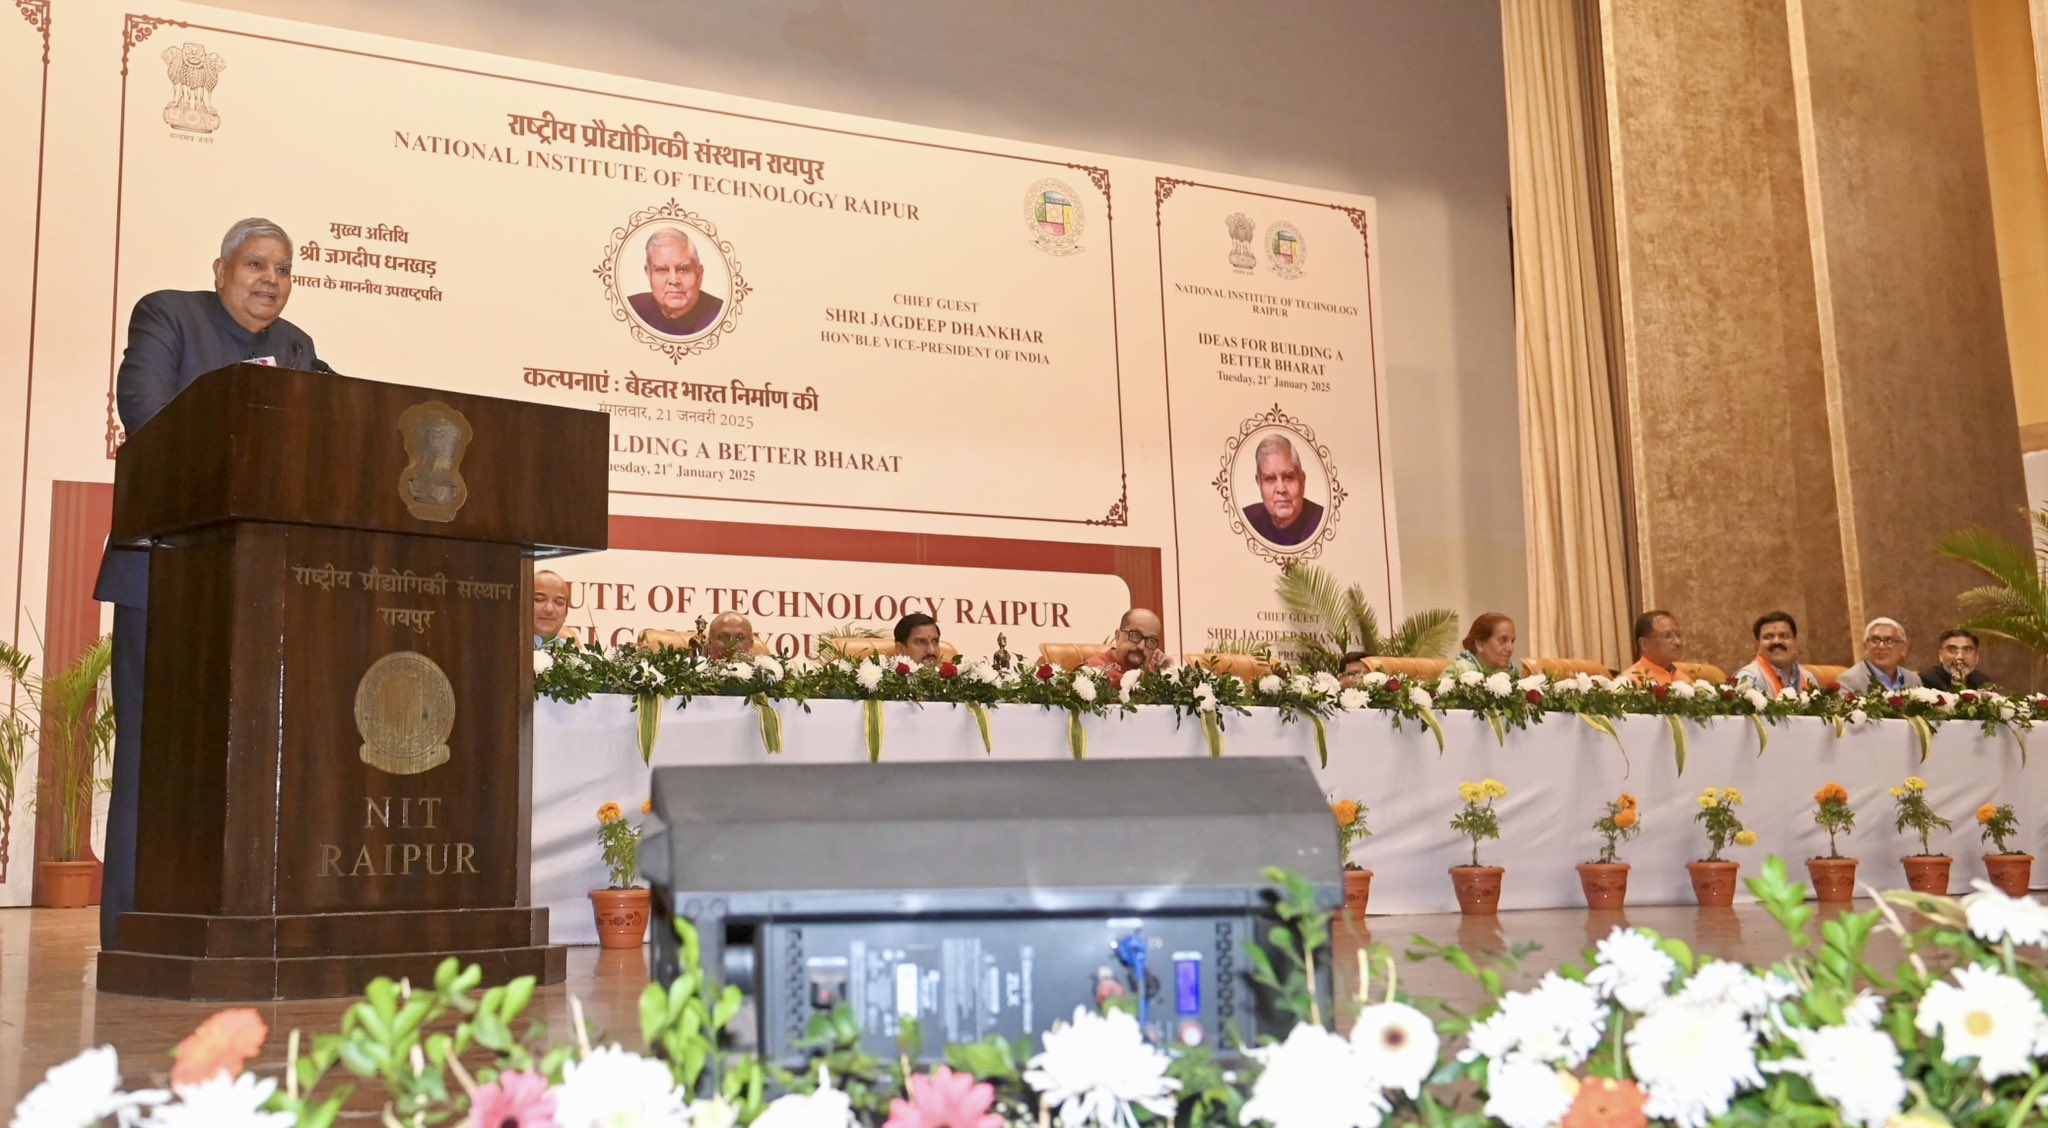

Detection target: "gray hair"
[643, 226, 701, 267]
[1253, 434, 1303, 476]
[1864, 616, 1907, 642]
[219, 217, 290, 261]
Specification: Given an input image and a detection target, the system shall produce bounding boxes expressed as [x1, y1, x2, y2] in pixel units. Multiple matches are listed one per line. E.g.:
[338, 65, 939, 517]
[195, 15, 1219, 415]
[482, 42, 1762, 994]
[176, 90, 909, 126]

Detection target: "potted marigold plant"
[1578, 793, 1639, 910]
[1891, 776, 1953, 895]
[1807, 781, 1857, 905]
[1688, 786, 1756, 907]
[1448, 779, 1507, 914]
[1331, 797, 1372, 920]
[1977, 802, 2030, 897]
[589, 800, 651, 948]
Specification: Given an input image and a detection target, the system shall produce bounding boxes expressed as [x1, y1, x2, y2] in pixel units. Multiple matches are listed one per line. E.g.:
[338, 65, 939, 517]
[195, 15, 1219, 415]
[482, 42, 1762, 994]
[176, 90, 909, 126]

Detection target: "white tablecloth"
[533, 697, 2038, 944]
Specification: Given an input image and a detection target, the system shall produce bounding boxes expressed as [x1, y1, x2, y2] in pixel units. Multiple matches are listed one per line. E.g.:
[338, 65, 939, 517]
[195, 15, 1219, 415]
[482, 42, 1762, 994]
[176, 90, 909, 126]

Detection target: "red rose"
[1385, 677, 1403, 694]
[895, 660, 913, 676]
[1650, 683, 1669, 700]
[1721, 687, 1736, 700]
[1886, 694, 1905, 709]
[1839, 686, 1856, 699]
[938, 662, 959, 679]
[1525, 689, 1543, 705]
[1960, 692, 1977, 704]
[1036, 663, 1055, 681]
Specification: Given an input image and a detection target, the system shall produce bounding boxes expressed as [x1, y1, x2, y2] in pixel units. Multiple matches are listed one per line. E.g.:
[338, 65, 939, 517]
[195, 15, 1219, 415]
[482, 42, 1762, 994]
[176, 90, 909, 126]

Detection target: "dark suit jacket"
[1920, 666, 1993, 692]
[92, 290, 320, 609]
[628, 291, 724, 337]
[1243, 499, 1324, 546]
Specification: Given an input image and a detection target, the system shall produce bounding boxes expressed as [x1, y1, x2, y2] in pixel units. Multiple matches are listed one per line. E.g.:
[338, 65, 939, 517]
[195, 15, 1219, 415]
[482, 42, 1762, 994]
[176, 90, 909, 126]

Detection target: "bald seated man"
[532, 570, 568, 647]
[705, 612, 754, 660]
[1083, 608, 1168, 674]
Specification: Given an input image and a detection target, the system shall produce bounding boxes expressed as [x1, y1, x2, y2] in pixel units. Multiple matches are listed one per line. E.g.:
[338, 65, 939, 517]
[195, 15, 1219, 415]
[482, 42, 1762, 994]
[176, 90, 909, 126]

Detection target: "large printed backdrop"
[0, 2, 1394, 902]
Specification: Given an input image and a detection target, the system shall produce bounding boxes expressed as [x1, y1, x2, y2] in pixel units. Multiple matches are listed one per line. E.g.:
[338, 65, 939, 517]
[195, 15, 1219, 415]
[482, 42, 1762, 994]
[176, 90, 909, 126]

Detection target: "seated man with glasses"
[1921, 628, 1993, 692]
[1833, 616, 1922, 694]
[1083, 608, 1170, 675]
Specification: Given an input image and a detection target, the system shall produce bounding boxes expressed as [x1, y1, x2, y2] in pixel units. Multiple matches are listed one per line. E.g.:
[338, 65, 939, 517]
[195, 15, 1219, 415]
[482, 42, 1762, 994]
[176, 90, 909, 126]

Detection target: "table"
[534, 697, 2037, 944]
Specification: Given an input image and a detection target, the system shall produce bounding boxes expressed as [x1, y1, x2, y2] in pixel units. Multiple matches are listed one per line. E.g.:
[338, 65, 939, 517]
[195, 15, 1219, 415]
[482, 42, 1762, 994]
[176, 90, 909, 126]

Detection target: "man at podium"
[92, 217, 323, 944]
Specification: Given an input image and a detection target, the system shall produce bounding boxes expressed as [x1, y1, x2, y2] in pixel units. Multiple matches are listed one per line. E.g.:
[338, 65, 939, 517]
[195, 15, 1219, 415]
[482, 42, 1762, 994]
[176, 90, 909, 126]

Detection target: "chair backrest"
[638, 629, 772, 657]
[1039, 642, 1104, 672]
[1362, 656, 1449, 681]
[1805, 663, 1849, 691]
[1181, 652, 1271, 681]
[1676, 661, 1729, 685]
[819, 636, 961, 663]
[1525, 657, 1615, 680]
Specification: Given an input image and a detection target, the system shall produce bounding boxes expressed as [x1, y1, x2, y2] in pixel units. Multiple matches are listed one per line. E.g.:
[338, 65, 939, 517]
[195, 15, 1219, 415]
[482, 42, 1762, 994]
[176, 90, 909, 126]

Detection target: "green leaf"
[1068, 708, 1086, 760]
[863, 698, 884, 762]
[1310, 713, 1328, 768]
[1908, 715, 1933, 763]
[1483, 709, 1505, 746]
[1748, 714, 1767, 757]
[750, 692, 782, 754]
[1666, 714, 1688, 776]
[1201, 709, 1223, 758]
[634, 691, 664, 765]
[501, 976, 536, 1021]
[1416, 701, 1447, 754]
[712, 985, 744, 1031]
[639, 984, 668, 1044]
[967, 701, 994, 755]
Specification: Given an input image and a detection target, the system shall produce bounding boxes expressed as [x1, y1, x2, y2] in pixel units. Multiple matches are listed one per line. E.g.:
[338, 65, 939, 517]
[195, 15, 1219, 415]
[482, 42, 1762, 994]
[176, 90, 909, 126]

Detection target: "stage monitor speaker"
[641, 757, 1339, 1064]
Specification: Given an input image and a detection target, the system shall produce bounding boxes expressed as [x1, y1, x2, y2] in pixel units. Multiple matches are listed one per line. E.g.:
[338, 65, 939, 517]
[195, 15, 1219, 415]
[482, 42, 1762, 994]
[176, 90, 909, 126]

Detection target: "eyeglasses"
[1120, 628, 1164, 649]
[1864, 636, 1904, 647]
[1940, 643, 1978, 654]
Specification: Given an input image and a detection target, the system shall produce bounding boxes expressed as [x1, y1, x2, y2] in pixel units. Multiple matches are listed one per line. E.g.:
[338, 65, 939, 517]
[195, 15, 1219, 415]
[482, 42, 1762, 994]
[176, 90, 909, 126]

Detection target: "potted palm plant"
[0, 637, 114, 907]
[1275, 563, 1459, 673]
[1934, 507, 2048, 666]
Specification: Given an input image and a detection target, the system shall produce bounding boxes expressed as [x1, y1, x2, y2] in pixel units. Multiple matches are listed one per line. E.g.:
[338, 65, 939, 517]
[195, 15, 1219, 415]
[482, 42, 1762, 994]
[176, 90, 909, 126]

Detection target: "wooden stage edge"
[0, 900, 1906, 1108]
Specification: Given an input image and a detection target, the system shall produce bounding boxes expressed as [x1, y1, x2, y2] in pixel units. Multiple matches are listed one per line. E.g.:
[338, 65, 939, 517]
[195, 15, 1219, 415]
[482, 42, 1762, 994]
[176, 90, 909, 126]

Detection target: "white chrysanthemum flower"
[1287, 674, 1312, 695]
[752, 1068, 854, 1128]
[785, 654, 819, 675]
[553, 1044, 689, 1127]
[1237, 1022, 1389, 1128]
[1408, 687, 1433, 711]
[12, 1045, 166, 1128]
[1360, 671, 1389, 689]
[1458, 671, 1483, 687]
[1338, 687, 1368, 711]
[1193, 681, 1217, 701]
[1848, 709, 1868, 726]
[1586, 926, 1678, 1013]
[534, 648, 554, 675]
[753, 655, 784, 682]
[1484, 672, 1513, 697]
[1119, 668, 1143, 692]
[2000, 705, 2017, 721]
[1073, 676, 1098, 703]
[1348, 1002, 1439, 1099]
[1761, 1023, 1905, 1127]
[1312, 672, 1342, 695]
[1481, 1059, 1573, 1128]
[1589, 674, 1615, 691]
[1195, 696, 1216, 713]
[1842, 990, 1885, 1030]
[1743, 688, 1770, 711]
[1675, 960, 1798, 1033]
[142, 1072, 292, 1128]
[689, 1096, 740, 1128]
[1669, 681, 1697, 700]
[1915, 964, 2048, 1081]
[855, 661, 886, 692]
[1457, 974, 1603, 1068]
[830, 657, 853, 673]
[1024, 1006, 1180, 1128]
[1516, 674, 1547, 692]
[1626, 1000, 1763, 1128]
[1435, 676, 1457, 695]
[1963, 880, 2048, 948]
[1257, 675, 1284, 694]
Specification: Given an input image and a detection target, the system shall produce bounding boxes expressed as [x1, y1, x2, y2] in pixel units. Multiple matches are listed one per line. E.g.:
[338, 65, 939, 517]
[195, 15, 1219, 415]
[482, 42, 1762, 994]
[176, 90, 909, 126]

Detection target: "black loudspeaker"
[641, 757, 1339, 1064]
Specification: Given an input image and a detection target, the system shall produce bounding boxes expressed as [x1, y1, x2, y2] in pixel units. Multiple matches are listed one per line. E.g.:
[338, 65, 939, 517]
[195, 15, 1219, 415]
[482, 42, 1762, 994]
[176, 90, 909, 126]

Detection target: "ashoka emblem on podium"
[397, 401, 473, 523]
[354, 651, 455, 775]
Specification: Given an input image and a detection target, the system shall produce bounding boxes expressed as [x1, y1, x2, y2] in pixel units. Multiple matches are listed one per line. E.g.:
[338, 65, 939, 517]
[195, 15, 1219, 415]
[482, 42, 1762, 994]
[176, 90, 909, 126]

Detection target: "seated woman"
[1446, 613, 1523, 679]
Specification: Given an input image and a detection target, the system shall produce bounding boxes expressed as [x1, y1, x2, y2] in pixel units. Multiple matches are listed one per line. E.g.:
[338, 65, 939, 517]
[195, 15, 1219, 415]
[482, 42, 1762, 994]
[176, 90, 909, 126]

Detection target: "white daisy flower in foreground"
[1348, 1001, 1440, 1099]
[1585, 926, 1677, 1013]
[1962, 880, 2048, 948]
[1842, 989, 1885, 1030]
[1460, 974, 1603, 1068]
[552, 1044, 690, 1127]
[1237, 1022, 1388, 1128]
[12, 1045, 165, 1128]
[1025, 1006, 1179, 1128]
[1914, 963, 2048, 1082]
[1672, 960, 1798, 1033]
[1481, 1058, 1572, 1128]
[1761, 1022, 1904, 1127]
[1625, 1000, 1763, 1128]
[141, 1072, 292, 1128]
[752, 1067, 854, 1128]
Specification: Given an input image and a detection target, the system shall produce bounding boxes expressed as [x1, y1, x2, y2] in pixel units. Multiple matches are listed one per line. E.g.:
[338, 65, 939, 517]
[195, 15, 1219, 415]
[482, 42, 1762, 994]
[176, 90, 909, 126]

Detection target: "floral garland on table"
[532, 638, 2040, 769]
[27, 858, 2048, 1127]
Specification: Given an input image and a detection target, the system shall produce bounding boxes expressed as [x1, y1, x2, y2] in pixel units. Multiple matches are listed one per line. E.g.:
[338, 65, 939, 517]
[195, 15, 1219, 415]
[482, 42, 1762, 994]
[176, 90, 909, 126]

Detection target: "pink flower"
[938, 662, 959, 680]
[883, 1067, 1002, 1128]
[468, 1070, 560, 1128]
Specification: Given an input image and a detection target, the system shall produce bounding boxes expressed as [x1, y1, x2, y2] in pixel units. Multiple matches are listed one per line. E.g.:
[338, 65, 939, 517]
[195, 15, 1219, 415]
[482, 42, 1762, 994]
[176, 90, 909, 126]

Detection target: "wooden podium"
[97, 364, 607, 1000]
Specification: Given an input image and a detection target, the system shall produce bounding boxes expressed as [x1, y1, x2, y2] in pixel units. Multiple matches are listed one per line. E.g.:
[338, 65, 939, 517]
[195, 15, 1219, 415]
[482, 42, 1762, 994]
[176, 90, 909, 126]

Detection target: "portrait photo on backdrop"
[1234, 431, 1326, 549]
[621, 224, 727, 340]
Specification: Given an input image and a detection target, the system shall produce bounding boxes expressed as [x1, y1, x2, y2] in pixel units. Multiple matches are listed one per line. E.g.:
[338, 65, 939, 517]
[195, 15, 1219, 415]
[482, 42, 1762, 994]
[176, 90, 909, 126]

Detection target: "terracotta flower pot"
[1901, 855, 1952, 896]
[1577, 862, 1630, 911]
[36, 860, 98, 909]
[1341, 869, 1373, 921]
[589, 887, 652, 949]
[1686, 860, 1740, 908]
[1982, 854, 2033, 898]
[1805, 857, 1858, 905]
[1449, 866, 1504, 914]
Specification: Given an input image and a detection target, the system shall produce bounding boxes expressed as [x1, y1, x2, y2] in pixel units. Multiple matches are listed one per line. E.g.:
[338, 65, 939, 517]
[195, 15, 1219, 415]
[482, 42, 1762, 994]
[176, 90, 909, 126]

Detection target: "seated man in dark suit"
[627, 227, 724, 338]
[93, 216, 322, 945]
[1921, 627, 1994, 691]
[1241, 434, 1323, 546]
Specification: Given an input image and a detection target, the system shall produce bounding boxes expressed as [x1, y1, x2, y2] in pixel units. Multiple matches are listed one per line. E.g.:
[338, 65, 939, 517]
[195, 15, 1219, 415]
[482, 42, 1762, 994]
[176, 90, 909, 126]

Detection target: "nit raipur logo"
[1024, 178, 1084, 256]
[1264, 219, 1306, 280]
[160, 42, 226, 134]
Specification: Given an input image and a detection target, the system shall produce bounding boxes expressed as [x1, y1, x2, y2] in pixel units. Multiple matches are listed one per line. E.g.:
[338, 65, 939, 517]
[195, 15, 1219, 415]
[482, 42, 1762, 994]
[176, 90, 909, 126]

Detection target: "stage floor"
[0, 901, 1901, 1109]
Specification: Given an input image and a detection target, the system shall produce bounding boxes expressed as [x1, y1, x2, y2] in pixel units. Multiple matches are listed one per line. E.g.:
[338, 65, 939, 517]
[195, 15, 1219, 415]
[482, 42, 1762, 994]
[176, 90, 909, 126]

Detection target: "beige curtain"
[1501, 0, 1632, 669]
